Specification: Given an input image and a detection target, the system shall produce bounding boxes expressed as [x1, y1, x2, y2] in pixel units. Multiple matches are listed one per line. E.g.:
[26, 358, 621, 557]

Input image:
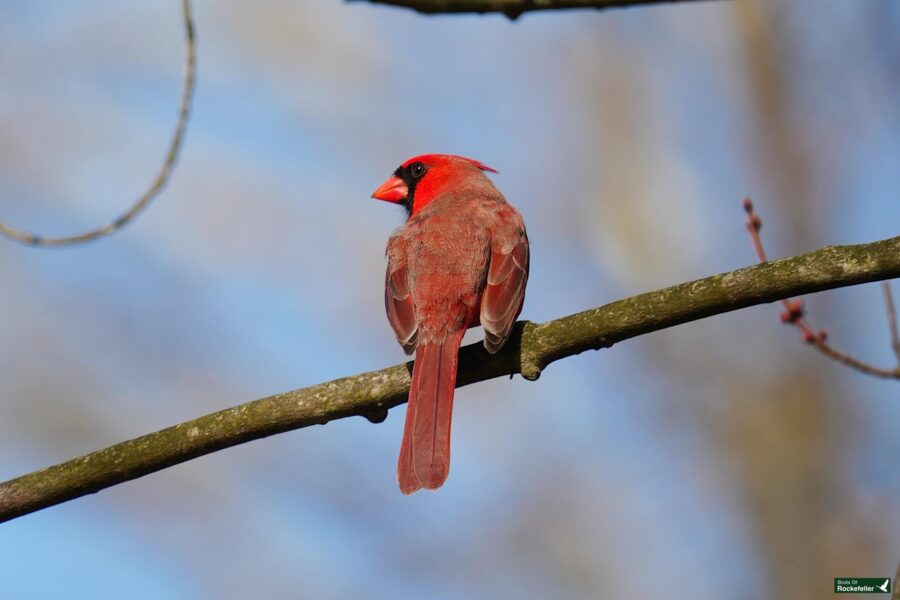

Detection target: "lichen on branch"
[0, 234, 898, 523]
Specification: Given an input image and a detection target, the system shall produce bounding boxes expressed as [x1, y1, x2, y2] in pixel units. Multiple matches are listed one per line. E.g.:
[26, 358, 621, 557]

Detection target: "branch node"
[360, 406, 389, 424]
[520, 360, 542, 381]
[780, 299, 804, 323]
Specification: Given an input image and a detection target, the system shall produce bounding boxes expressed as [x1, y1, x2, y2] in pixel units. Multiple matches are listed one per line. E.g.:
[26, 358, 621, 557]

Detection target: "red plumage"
[373, 154, 529, 494]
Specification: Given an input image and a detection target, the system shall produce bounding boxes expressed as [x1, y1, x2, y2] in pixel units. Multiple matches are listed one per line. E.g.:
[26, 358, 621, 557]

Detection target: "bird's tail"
[397, 329, 465, 494]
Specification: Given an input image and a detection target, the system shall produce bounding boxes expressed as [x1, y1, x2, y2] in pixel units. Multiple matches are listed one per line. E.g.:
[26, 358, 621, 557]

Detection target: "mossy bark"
[0, 235, 897, 522]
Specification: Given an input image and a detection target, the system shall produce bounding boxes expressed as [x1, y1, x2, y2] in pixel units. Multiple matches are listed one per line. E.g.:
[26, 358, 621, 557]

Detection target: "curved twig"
[0, 0, 196, 247]
[884, 282, 900, 363]
[743, 199, 900, 379]
[0, 234, 898, 522]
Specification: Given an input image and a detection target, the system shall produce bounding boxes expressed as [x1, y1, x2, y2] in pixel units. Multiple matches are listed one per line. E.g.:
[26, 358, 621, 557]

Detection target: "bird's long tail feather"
[398, 330, 465, 494]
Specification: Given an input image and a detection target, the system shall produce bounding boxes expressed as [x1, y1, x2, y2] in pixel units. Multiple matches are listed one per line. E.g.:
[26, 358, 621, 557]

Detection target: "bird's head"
[372, 154, 498, 218]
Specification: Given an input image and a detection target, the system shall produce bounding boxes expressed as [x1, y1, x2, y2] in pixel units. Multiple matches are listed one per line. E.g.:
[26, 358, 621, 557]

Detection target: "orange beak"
[372, 175, 408, 203]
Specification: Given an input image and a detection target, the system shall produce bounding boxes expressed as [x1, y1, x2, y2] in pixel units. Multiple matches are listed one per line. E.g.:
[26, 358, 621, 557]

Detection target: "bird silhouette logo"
[876, 578, 890, 593]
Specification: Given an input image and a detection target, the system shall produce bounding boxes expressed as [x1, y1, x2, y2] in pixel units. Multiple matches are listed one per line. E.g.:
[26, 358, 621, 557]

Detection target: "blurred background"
[0, 0, 898, 597]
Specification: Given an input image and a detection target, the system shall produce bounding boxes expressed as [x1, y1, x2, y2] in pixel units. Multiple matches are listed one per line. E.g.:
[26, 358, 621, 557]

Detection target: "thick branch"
[357, 0, 721, 18]
[1, 235, 898, 522]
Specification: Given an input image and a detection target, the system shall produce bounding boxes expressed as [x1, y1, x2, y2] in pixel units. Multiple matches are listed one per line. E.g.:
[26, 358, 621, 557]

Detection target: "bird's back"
[394, 190, 506, 342]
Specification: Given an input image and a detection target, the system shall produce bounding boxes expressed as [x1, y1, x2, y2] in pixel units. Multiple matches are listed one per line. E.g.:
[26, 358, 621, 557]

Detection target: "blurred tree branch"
[0, 0, 195, 247]
[893, 561, 899, 600]
[0, 234, 897, 522]
[358, 0, 723, 18]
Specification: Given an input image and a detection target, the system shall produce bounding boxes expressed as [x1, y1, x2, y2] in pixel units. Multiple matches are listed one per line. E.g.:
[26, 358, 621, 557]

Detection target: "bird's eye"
[409, 162, 427, 179]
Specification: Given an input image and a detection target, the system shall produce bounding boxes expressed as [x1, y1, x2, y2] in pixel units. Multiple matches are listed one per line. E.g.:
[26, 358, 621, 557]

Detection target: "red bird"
[372, 154, 529, 494]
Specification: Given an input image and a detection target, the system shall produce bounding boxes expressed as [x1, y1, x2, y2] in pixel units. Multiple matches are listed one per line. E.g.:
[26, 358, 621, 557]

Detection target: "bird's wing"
[480, 205, 529, 354]
[385, 234, 418, 355]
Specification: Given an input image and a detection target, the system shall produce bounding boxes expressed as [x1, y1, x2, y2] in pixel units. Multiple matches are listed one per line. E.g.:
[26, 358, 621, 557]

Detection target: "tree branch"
[743, 199, 900, 379]
[356, 0, 723, 18]
[892, 560, 899, 600]
[0, 0, 195, 247]
[1, 235, 898, 522]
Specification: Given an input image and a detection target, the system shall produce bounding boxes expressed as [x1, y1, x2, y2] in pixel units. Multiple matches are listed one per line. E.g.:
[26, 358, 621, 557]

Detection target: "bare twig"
[883, 282, 900, 362]
[356, 0, 723, 19]
[0, 0, 196, 247]
[892, 559, 899, 600]
[0, 234, 898, 523]
[742, 198, 900, 379]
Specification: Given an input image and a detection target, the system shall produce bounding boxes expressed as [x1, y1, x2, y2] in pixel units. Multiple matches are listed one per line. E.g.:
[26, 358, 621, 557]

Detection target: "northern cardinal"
[372, 154, 529, 494]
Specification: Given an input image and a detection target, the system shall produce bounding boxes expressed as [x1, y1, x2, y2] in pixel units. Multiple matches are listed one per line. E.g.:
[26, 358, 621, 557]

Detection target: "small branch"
[0, 235, 898, 522]
[893, 560, 899, 600]
[884, 282, 900, 362]
[0, 0, 196, 247]
[355, 0, 722, 19]
[743, 199, 900, 379]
